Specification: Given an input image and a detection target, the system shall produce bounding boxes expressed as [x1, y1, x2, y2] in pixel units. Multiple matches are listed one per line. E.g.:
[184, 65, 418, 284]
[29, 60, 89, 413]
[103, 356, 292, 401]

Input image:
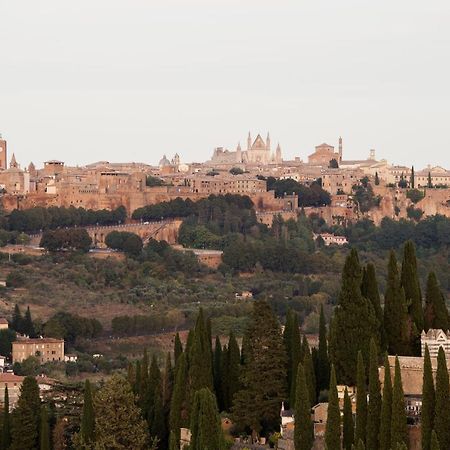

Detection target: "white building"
[421, 329, 450, 358]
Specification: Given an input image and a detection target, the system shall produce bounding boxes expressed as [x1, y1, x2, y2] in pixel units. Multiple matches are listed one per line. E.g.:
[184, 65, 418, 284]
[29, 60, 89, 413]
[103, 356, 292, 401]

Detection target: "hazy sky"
[1, 0, 449, 169]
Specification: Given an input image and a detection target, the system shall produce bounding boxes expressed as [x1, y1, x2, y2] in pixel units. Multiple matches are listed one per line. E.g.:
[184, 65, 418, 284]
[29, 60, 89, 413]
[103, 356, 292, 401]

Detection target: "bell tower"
[0, 134, 7, 170]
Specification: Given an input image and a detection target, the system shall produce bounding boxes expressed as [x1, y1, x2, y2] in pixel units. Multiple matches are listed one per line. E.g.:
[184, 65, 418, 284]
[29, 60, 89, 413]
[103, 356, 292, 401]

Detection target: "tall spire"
[276, 143, 282, 164]
[266, 132, 271, 151]
[247, 131, 252, 151]
[9, 153, 17, 169]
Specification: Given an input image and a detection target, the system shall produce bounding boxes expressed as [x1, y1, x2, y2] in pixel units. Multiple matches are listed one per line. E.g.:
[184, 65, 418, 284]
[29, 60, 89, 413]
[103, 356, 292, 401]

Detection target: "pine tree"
[434, 347, 450, 450]
[343, 387, 354, 450]
[329, 249, 379, 385]
[93, 375, 149, 449]
[23, 306, 35, 338]
[11, 304, 22, 333]
[294, 363, 313, 450]
[2, 386, 11, 450]
[232, 300, 287, 437]
[390, 357, 408, 449]
[174, 332, 183, 364]
[361, 263, 385, 350]
[431, 430, 440, 450]
[10, 376, 41, 450]
[317, 305, 330, 394]
[383, 251, 411, 355]
[80, 379, 95, 445]
[190, 388, 223, 450]
[379, 354, 392, 450]
[355, 352, 367, 445]
[169, 353, 189, 443]
[424, 272, 450, 331]
[401, 240, 423, 346]
[40, 405, 50, 450]
[289, 313, 302, 406]
[189, 309, 213, 394]
[366, 339, 381, 450]
[325, 366, 341, 450]
[422, 345, 435, 450]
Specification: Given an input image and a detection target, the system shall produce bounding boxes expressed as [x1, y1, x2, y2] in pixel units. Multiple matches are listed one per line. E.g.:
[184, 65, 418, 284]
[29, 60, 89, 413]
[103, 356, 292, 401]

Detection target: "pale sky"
[1, 0, 449, 169]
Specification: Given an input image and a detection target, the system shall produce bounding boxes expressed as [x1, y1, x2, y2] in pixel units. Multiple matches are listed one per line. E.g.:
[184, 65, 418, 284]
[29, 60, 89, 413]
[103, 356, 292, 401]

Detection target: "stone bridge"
[28, 219, 182, 248]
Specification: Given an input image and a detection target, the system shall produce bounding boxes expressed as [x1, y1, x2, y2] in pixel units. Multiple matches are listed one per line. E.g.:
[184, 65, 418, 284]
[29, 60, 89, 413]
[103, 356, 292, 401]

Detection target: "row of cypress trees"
[330, 241, 448, 385]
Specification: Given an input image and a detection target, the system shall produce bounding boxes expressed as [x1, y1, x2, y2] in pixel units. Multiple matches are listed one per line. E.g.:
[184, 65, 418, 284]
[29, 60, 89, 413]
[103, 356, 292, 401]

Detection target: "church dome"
[159, 155, 171, 167]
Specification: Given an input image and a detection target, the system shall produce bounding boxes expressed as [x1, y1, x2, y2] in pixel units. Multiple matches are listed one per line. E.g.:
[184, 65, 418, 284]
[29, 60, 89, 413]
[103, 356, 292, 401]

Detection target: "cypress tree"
[366, 339, 381, 450]
[317, 305, 330, 394]
[428, 172, 433, 188]
[411, 165, 415, 189]
[80, 379, 95, 445]
[139, 349, 149, 406]
[303, 344, 316, 407]
[383, 251, 411, 356]
[10, 376, 41, 450]
[424, 272, 450, 331]
[189, 309, 213, 394]
[2, 386, 11, 450]
[232, 300, 287, 437]
[434, 347, 450, 450]
[213, 336, 223, 410]
[329, 249, 379, 384]
[361, 263, 385, 350]
[147, 354, 164, 443]
[355, 351, 367, 445]
[289, 313, 302, 407]
[174, 332, 183, 364]
[127, 362, 135, 387]
[23, 306, 35, 338]
[169, 353, 189, 443]
[431, 430, 440, 450]
[390, 357, 408, 449]
[40, 405, 50, 450]
[11, 304, 22, 333]
[135, 360, 141, 395]
[379, 354, 392, 450]
[225, 332, 241, 411]
[283, 309, 294, 398]
[294, 363, 313, 450]
[325, 365, 341, 450]
[422, 344, 435, 450]
[168, 431, 178, 450]
[163, 352, 174, 413]
[190, 388, 223, 450]
[343, 387, 354, 450]
[240, 333, 250, 365]
[401, 240, 423, 340]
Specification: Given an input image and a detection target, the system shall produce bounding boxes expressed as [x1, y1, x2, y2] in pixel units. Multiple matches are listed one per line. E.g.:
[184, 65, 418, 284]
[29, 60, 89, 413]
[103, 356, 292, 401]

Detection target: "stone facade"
[12, 337, 65, 364]
[421, 329, 450, 359]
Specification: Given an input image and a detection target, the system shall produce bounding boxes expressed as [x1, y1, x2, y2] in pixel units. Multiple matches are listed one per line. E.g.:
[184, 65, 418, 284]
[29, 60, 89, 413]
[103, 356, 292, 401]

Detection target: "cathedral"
[210, 132, 282, 165]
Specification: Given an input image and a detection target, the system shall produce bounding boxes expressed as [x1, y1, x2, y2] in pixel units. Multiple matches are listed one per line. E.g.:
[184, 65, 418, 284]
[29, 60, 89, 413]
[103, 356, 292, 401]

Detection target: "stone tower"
[0, 134, 7, 170]
[338, 136, 343, 162]
[236, 142, 242, 163]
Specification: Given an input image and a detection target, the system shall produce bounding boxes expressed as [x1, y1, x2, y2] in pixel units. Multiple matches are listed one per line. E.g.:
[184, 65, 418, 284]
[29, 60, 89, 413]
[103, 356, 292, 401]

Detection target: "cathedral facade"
[210, 132, 282, 166]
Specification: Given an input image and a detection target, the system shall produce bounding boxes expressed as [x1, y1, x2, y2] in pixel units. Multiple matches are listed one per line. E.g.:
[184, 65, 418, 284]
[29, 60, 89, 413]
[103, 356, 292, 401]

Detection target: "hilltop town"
[0, 132, 448, 227]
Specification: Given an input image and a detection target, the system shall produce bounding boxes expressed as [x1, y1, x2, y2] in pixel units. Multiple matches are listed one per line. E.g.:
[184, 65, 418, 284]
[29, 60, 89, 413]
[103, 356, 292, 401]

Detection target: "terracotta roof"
[0, 318, 8, 324]
[0, 373, 24, 383]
